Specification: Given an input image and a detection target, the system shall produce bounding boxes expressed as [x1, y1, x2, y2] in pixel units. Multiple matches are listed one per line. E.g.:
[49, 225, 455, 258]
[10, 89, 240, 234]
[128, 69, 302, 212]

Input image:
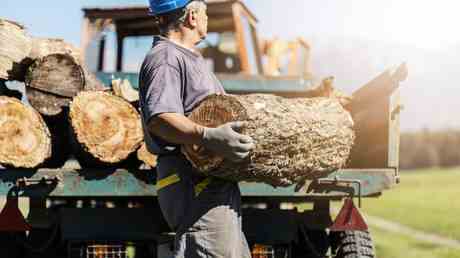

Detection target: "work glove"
[202, 121, 255, 162]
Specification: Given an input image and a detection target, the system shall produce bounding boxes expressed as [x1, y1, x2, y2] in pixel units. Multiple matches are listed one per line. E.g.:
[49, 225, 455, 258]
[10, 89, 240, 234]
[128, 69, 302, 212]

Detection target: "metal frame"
[0, 167, 397, 198]
[80, 0, 263, 74]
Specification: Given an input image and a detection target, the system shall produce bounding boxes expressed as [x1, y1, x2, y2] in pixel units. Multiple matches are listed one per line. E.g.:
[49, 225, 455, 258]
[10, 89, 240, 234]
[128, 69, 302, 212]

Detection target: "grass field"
[362, 167, 460, 240]
[371, 225, 460, 258]
[357, 168, 460, 258]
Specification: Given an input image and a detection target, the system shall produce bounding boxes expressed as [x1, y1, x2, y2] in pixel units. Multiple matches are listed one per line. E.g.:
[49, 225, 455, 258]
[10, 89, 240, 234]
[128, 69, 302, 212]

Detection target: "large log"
[28, 38, 105, 91]
[69, 91, 143, 165]
[26, 53, 84, 98]
[0, 19, 31, 81]
[0, 96, 51, 168]
[25, 53, 84, 116]
[183, 94, 355, 187]
[24, 45, 105, 116]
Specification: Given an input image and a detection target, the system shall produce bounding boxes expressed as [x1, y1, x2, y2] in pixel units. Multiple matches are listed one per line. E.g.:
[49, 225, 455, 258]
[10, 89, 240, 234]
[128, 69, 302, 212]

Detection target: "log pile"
[183, 94, 355, 186]
[0, 18, 151, 169]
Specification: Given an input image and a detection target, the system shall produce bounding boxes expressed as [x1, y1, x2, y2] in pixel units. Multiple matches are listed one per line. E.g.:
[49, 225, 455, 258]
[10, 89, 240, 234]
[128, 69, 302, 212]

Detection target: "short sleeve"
[139, 64, 184, 123]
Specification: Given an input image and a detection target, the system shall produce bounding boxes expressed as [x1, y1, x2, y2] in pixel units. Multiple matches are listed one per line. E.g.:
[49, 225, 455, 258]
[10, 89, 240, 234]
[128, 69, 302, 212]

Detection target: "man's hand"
[202, 122, 255, 162]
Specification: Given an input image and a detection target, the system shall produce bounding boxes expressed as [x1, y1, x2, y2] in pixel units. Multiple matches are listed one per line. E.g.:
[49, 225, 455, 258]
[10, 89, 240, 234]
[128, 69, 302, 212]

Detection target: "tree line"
[400, 129, 460, 169]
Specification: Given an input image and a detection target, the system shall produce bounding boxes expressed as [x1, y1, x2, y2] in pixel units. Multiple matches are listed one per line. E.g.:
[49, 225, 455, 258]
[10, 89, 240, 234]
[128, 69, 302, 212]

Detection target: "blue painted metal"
[95, 72, 314, 93]
[0, 168, 396, 198]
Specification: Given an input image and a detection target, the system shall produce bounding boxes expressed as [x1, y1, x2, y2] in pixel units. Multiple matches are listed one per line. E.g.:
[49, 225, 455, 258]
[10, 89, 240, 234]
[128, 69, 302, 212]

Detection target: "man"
[139, 0, 255, 257]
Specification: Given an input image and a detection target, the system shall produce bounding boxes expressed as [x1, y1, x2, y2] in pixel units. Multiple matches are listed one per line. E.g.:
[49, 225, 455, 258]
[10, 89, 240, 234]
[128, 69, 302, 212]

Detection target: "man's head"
[150, 0, 208, 45]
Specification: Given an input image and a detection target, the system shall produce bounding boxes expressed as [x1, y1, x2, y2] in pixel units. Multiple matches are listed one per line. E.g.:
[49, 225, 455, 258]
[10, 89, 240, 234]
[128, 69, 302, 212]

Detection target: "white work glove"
[202, 121, 255, 162]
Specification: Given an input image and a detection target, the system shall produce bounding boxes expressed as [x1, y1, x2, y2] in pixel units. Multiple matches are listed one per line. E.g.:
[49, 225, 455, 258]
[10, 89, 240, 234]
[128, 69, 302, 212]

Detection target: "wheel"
[330, 230, 375, 258]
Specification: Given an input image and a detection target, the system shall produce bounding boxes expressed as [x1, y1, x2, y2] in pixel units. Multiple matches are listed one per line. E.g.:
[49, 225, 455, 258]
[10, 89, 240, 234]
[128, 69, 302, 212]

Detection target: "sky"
[2, 0, 460, 130]
[2, 0, 459, 51]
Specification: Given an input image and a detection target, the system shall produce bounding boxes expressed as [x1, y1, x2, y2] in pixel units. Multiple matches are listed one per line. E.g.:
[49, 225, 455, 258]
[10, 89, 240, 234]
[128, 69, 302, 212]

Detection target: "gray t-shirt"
[139, 36, 225, 155]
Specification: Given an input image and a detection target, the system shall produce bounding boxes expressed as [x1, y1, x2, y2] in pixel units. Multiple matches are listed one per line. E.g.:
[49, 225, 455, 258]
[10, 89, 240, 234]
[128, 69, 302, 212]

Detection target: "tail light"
[252, 244, 275, 258]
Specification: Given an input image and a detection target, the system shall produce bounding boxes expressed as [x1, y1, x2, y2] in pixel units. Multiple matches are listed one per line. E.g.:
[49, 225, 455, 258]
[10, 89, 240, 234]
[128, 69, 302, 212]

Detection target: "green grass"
[370, 225, 460, 258]
[362, 167, 460, 240]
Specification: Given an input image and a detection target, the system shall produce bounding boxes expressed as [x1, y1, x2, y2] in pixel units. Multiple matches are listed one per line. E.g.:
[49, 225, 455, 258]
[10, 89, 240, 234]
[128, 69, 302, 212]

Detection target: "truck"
[0, 1, 407, 257]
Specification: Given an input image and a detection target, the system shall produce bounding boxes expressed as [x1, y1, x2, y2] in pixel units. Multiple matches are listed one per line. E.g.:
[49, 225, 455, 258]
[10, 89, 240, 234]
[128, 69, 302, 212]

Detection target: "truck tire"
[330, 231, 375, 258]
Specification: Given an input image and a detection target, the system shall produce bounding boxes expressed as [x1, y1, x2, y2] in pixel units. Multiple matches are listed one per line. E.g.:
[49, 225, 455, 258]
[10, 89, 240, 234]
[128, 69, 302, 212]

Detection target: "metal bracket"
[16, 176, 60, 188]
[317, 176, 362, 207]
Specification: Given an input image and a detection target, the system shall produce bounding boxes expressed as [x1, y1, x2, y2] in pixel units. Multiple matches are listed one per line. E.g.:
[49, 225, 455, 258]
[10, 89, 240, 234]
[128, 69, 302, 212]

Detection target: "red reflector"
[330, 198, 368, 231]
[0, 197, 31, 231]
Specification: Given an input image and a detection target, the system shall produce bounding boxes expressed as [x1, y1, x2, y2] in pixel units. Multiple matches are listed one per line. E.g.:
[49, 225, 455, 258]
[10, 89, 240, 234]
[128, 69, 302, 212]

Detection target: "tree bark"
[0, 19, 31, 81]
[29, 38, 105, 91]
[69, 91, 143, 165]
[0, 96, 51, 168]
[182, 94, 355, 187]
[24, 53, 84, 116]
[29, 38, 82, 63]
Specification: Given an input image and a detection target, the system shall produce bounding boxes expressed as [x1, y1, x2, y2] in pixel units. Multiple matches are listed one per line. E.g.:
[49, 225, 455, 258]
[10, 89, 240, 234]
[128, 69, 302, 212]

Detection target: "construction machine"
[0, 1, 407, 257]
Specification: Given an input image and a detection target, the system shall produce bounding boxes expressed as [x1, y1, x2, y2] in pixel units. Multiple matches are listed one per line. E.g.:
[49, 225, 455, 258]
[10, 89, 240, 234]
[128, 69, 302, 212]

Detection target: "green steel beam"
[95, 72, 313, 93]
[0, 168, 396, 198]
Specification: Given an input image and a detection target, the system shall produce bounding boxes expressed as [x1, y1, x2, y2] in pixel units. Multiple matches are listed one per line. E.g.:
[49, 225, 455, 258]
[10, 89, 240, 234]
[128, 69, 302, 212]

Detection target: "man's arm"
[147, 113, 255, 162]
[147, 113, 204, 145]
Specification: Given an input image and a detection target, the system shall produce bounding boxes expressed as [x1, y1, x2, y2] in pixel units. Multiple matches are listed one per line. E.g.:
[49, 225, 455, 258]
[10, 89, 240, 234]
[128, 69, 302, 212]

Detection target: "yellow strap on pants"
[156, 174, 181, 191]
[194, 177, 213, 197]
[156, 172, 212, 197]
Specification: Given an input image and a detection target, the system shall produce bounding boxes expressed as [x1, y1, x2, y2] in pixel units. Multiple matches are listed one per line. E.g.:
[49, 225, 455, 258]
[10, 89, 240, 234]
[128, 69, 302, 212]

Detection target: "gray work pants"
[156, 155, 251, 258]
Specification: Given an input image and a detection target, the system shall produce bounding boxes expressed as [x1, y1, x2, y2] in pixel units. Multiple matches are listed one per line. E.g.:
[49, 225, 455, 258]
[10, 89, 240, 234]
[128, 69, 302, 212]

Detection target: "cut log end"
[183, 94, 248, 172]
[137, 142, 158, 168]
[69, 91, 143, 164]
[25, 53, 85, 116]
[0, 96, 51, 168]
[26, 53, 85, 98]
[26, 87, 70, 116]
[183, 94, 355, 187]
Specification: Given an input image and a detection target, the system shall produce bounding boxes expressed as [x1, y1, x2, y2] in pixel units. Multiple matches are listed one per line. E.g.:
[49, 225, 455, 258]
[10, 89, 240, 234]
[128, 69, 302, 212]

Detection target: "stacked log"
[25, 39, 105, 116]
[29, 38, 81, 62]
[0, 18, 146, 169]
[69, 91, 143, 165]
[29, 38, 104, 91]
[0, 96, 51, 168]
[0, 19, 31, 81]
[25, 53, 85, 116]
[183, 94, 355, 187]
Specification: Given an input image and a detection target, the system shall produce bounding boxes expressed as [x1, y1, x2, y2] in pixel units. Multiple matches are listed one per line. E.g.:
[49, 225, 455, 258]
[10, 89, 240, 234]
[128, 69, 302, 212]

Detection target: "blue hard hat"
[148, 0, 192, 16]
